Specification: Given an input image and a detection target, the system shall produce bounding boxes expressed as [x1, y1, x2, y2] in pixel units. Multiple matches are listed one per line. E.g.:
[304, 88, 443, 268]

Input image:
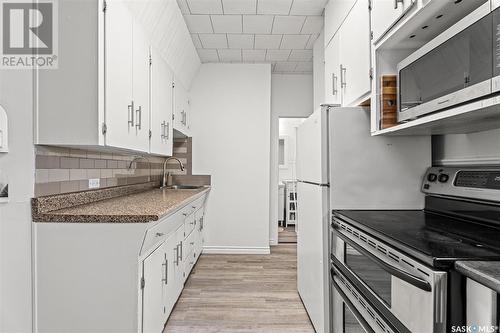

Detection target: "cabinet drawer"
[141, 213, 183, 255]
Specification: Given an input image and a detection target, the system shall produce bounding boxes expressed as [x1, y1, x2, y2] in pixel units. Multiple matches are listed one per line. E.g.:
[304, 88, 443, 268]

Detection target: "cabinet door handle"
[165, 122, 169, 140]
[173, 246, 179, 265]
[162, 255, 168, 285]
[128, 101, 134, 126]
[160, 121, 166, 139]
[340, 65, 347, 88]
[135, 106, 142, 130]
[332, 73, 338, 95]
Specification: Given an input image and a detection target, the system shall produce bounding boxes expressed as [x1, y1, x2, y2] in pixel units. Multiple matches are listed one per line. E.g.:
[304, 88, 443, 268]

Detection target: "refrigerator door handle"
[297, 180, 329, 187]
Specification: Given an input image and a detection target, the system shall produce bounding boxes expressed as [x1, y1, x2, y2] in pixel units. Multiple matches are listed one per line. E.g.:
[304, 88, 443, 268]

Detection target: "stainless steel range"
[330, 167, 500, 333]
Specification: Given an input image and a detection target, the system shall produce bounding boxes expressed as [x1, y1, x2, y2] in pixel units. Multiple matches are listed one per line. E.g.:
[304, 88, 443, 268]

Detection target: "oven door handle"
[335, 231, 432, 292]
[330, 269, 376, 333]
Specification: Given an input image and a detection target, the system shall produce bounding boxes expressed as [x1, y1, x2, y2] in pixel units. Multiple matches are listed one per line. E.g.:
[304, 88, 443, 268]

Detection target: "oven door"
[330, 265, 408, 333]
[331, 216, 447, 333]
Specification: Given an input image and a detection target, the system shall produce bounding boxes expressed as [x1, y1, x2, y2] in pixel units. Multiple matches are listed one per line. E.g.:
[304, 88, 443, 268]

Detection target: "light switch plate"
[88, 178, 100, 189]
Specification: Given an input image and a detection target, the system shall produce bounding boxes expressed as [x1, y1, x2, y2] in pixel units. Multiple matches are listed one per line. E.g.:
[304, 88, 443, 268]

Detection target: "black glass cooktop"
[333, 209, 500, 269]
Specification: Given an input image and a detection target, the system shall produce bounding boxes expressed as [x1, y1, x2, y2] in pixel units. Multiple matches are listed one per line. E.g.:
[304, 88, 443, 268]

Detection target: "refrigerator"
[296, 105, 431, 333]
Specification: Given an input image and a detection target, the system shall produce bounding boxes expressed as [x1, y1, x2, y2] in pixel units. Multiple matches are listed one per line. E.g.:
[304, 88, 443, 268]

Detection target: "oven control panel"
[422, 167, 500, 202]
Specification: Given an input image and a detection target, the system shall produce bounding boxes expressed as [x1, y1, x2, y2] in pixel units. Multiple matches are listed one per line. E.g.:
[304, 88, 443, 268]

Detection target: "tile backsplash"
[35, 139, 191, 197]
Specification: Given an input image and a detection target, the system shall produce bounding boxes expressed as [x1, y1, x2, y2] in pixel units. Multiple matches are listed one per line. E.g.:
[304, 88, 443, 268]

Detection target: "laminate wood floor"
[163, 244, 315, 333]
[278, 226, 297, 243]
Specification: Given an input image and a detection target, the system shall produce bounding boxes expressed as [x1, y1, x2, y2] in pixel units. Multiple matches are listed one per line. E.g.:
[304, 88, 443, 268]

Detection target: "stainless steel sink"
[163, 185, 205, 190]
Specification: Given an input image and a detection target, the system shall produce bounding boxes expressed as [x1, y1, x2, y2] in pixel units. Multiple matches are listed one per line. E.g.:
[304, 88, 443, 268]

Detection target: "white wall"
[0, 71, 35, 332]
[270, 74, 313, 245]
[190, 64, 271, 254]
[433, 129, 500, 165]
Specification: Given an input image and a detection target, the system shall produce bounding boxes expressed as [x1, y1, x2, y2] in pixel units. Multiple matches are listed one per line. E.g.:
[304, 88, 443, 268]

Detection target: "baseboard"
[202, 245, 271, 254]
[269, 238, 278, 246]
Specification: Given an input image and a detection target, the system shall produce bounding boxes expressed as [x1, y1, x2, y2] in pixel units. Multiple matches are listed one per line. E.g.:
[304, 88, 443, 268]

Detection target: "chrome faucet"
[162, 157, 185, 188]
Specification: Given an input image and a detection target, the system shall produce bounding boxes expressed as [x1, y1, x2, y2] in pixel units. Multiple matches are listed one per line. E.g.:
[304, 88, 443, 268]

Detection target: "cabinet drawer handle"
[135, 106, 142, 130]
[156, 232, 164, 237]
[190, 242, 195, 245]
[394, 0, 404, 9]
[128, 101, 134, 126]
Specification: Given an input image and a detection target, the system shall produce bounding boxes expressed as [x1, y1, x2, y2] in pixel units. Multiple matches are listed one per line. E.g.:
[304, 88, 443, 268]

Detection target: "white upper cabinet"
[150, 47, 174, 156]
[324, 0, 357, 47]
[173, 79, 191, 137]
[105, 1, 149, 153]
[324, 33, 341, 105]
[371, 0, 416, 42]
[339, 0, 372, 106]
[35, 0, 197, 153]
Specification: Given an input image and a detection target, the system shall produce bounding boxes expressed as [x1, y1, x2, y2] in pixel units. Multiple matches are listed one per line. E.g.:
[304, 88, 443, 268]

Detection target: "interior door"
[104, 0, 135, 150]
[297, 182, 327, 333]
[324, 34, 341, 105]
[142, 243, 166, 333]
[339, 0, 371, 106]
[131, 20, 151, 152]
[150, 47, 173, 156]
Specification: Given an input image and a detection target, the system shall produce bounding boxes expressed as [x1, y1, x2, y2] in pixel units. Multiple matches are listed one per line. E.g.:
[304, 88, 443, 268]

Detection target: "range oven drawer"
[330, 215, 447, 333]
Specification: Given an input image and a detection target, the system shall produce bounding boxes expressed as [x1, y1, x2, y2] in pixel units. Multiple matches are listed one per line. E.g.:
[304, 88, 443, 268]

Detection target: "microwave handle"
[335, 230, 432, 292]
[330, 269, 376, 333]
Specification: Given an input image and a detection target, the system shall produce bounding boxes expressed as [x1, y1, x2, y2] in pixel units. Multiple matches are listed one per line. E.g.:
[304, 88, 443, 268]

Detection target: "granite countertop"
[455, 261, 500, 293]
[32, 185, 210, 223]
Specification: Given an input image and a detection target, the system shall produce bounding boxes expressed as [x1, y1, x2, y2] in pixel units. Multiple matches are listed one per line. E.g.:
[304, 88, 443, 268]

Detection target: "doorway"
[277, 117, 306, 244]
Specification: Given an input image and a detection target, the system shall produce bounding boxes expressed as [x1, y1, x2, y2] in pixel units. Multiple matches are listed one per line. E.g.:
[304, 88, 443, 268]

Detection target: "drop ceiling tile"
[187, 0, 223, 14]
[199, 34, 228, 48]
[290, 0, 328, 15]
[227, 34, 254, 48]
[295, 61, 314, 72]
[288, 49, 313, 61]
[301, 16, 323, 34]
[266, 49, 291, 61]
[257, 0, 293, 15]
[211, 15, 243, 33]
[197, 49, 220, 62]
[242, 49, 266, 62]
[243, 15, 274, 34]
[176, 0, 191, 14]
[272, 16, 306, 34]
[280, 34, 309, 49]
[254, 34, 282, 49]
[222, 0, 257, 14]
[218, 49, 242, 62]
[305, 33, 319, 49]
[191, 33, 203, 48]
[183, 15, 213, 33]
[274, 61, 298, 72]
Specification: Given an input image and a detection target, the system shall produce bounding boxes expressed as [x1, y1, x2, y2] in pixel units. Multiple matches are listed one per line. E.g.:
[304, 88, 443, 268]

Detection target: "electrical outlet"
[88, 178, 100, 189]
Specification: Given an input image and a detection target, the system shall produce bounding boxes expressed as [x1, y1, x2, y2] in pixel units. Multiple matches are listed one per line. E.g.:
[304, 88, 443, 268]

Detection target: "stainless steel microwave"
[398, 2, 499, 122]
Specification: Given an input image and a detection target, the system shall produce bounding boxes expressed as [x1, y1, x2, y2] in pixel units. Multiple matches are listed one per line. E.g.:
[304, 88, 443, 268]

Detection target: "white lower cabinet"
[142, 242, 168, 333]
[33, 191, 209, 333]
[140, 198, 207, 333]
